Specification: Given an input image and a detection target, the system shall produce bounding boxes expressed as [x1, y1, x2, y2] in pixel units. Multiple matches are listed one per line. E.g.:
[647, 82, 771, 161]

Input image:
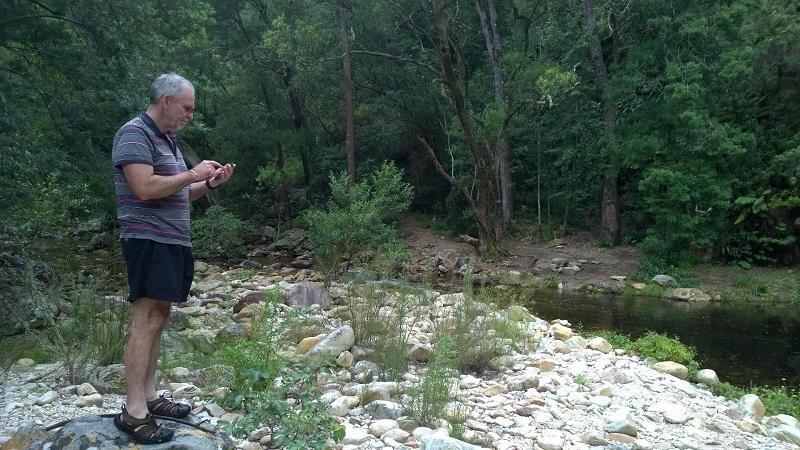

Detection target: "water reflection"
[525, 290, 800, 388]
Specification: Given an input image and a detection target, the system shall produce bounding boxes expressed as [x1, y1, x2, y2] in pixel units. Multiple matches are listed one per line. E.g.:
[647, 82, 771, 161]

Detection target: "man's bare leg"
[144, 305, 169, 402]
[124, 297, 171, 418]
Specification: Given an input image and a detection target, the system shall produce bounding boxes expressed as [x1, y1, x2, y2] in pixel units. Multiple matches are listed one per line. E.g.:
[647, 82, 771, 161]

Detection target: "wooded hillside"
[2, 0, 798, 268]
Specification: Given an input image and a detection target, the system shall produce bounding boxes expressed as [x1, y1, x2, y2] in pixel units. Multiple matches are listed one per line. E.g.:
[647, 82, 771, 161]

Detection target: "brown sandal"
[114, 406, 174, 444]
[147, 393, 191, 419]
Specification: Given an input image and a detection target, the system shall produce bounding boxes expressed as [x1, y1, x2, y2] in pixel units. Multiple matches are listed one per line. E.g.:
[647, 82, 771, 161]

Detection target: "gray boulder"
[651, 275, 677, 287]
[435, 249, 461, 271]
[270, 228, 308, 252]
[420, 435, 488, 450]
[304, 326, 355, 363]
[286, 282, 332, 308]
[22, 414, 236, 449]
[86, 364, 126, 394]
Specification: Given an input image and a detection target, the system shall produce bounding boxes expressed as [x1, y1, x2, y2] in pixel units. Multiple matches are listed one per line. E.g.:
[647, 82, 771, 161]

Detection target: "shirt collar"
[138, 112, 175, 141]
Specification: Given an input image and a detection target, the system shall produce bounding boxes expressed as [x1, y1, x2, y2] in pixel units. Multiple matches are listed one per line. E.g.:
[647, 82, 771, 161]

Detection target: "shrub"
[750, 382, 800, 419]
[632, 237, 698, 287]
[191, 205, 250, 259]
[542, 275, 560, 289]
[434, 296, 502, 374]
[304, 163, 413, 285]
[585, 330, 633, 351]
[631, 331, 696, 365]
[711, 381, 800, 420]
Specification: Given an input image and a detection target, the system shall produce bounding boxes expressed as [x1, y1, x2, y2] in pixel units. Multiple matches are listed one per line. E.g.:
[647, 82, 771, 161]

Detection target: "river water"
[525, 290, 800, 389]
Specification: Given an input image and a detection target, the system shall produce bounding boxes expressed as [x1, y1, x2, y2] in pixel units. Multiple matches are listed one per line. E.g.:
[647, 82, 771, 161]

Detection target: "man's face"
[164, 88, 195, 132]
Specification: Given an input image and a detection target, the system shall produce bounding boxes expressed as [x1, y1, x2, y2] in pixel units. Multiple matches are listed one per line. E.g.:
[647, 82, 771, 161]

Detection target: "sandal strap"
[147, 393, 183, 413]
[131, 416, 169, 440]
[120, 407, 172, 441]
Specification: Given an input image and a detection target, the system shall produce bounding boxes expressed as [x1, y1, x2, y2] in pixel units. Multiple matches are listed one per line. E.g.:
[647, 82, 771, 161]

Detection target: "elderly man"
[111, 72, 235, 444]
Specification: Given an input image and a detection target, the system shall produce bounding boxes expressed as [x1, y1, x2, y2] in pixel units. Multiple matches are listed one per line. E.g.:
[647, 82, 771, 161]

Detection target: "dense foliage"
[1, 0, 798, 268]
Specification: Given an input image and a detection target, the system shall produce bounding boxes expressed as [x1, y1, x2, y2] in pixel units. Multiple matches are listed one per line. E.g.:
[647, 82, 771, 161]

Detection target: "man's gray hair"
[149, 72, 194, 104]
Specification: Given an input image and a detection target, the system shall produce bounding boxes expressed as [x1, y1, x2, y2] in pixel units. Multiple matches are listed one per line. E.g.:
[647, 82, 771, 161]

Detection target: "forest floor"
[397, 214, 800, 303]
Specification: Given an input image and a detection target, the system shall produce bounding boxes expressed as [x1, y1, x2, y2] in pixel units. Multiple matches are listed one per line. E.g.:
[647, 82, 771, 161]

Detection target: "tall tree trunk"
[475, 0, 513, 235]
[581, 0, 621, 245]
[426, 0, 496, 257]
[339, 0, 356, 186]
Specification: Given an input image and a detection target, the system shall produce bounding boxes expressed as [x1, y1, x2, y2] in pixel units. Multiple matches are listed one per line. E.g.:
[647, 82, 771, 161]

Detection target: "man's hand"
[206, 162, 236, 189]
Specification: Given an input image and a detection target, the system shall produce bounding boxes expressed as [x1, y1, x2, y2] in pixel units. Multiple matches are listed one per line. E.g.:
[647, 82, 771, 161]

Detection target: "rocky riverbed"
[1, 263, 799, 450]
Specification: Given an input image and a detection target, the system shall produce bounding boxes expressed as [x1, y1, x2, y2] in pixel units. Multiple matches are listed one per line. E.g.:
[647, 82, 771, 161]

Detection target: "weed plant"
[640, 283, 667, 297]
[211, 301, 286, 388]
[0, 333, 53, 376]
[710, 380, 800, 421]
[434, 291, 500, 373]
[432, 276, 541, 373]
[403, 336, 463, 428]
[541, 275, 560, 289]
[750, 382, 800, 419]
[221, 360, 345, 449]
[39, 273, 129, 383]
[346, 275, 421, 380]
[212, 297, 346, 448]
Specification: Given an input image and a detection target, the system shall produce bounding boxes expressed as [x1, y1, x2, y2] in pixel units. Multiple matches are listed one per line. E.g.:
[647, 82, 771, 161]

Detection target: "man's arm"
[188, 180, 214, 201]
[122, 163, 196, 200]
[122, 161, 219, 200]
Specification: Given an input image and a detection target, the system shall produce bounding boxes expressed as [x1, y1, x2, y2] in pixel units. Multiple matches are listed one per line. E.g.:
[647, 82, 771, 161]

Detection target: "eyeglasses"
[170, 95, 195, 114]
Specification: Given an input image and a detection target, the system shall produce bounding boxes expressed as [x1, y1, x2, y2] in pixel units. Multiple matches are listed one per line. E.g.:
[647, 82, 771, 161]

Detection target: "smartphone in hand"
[213, 163, 234, 180]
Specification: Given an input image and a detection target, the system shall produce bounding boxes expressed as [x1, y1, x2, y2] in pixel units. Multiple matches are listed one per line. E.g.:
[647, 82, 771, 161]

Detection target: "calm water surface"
[526, 290, 800, 389]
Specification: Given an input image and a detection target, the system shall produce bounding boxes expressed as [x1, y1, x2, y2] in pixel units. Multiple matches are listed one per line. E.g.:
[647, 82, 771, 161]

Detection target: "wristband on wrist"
[189, 169, 199, 181]
[205, 179, 218, 191]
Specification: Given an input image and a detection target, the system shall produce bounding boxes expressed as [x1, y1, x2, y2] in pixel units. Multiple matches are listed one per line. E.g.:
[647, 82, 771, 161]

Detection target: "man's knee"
[132, 298, 172, 327]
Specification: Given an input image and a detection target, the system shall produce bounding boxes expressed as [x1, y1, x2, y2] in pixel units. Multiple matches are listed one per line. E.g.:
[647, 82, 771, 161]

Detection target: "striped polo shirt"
[112, 113, 192, 246]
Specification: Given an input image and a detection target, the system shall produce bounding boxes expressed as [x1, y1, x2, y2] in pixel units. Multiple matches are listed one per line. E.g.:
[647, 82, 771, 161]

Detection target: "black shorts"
[121, 238, 194, 303]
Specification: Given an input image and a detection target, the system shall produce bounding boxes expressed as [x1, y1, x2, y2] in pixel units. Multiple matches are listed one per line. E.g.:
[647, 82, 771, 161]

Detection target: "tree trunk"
[339, 0, 356, 186]
[475, 0, 513, 234]
[431, 1, 497, 257]
[581, 0, 621, 245]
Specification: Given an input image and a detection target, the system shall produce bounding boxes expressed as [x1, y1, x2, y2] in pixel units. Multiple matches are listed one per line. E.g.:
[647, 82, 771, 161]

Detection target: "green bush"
[432, 282, 524, 374]
[213, 293, 345, 448]
[585, 330, 634, 351]
[304, 162, 413, 285]
[631, 331, 696, 365]
[191, 205, 250, 259]
[751, 382, 800, 419]
[632, 236, 698, 286]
